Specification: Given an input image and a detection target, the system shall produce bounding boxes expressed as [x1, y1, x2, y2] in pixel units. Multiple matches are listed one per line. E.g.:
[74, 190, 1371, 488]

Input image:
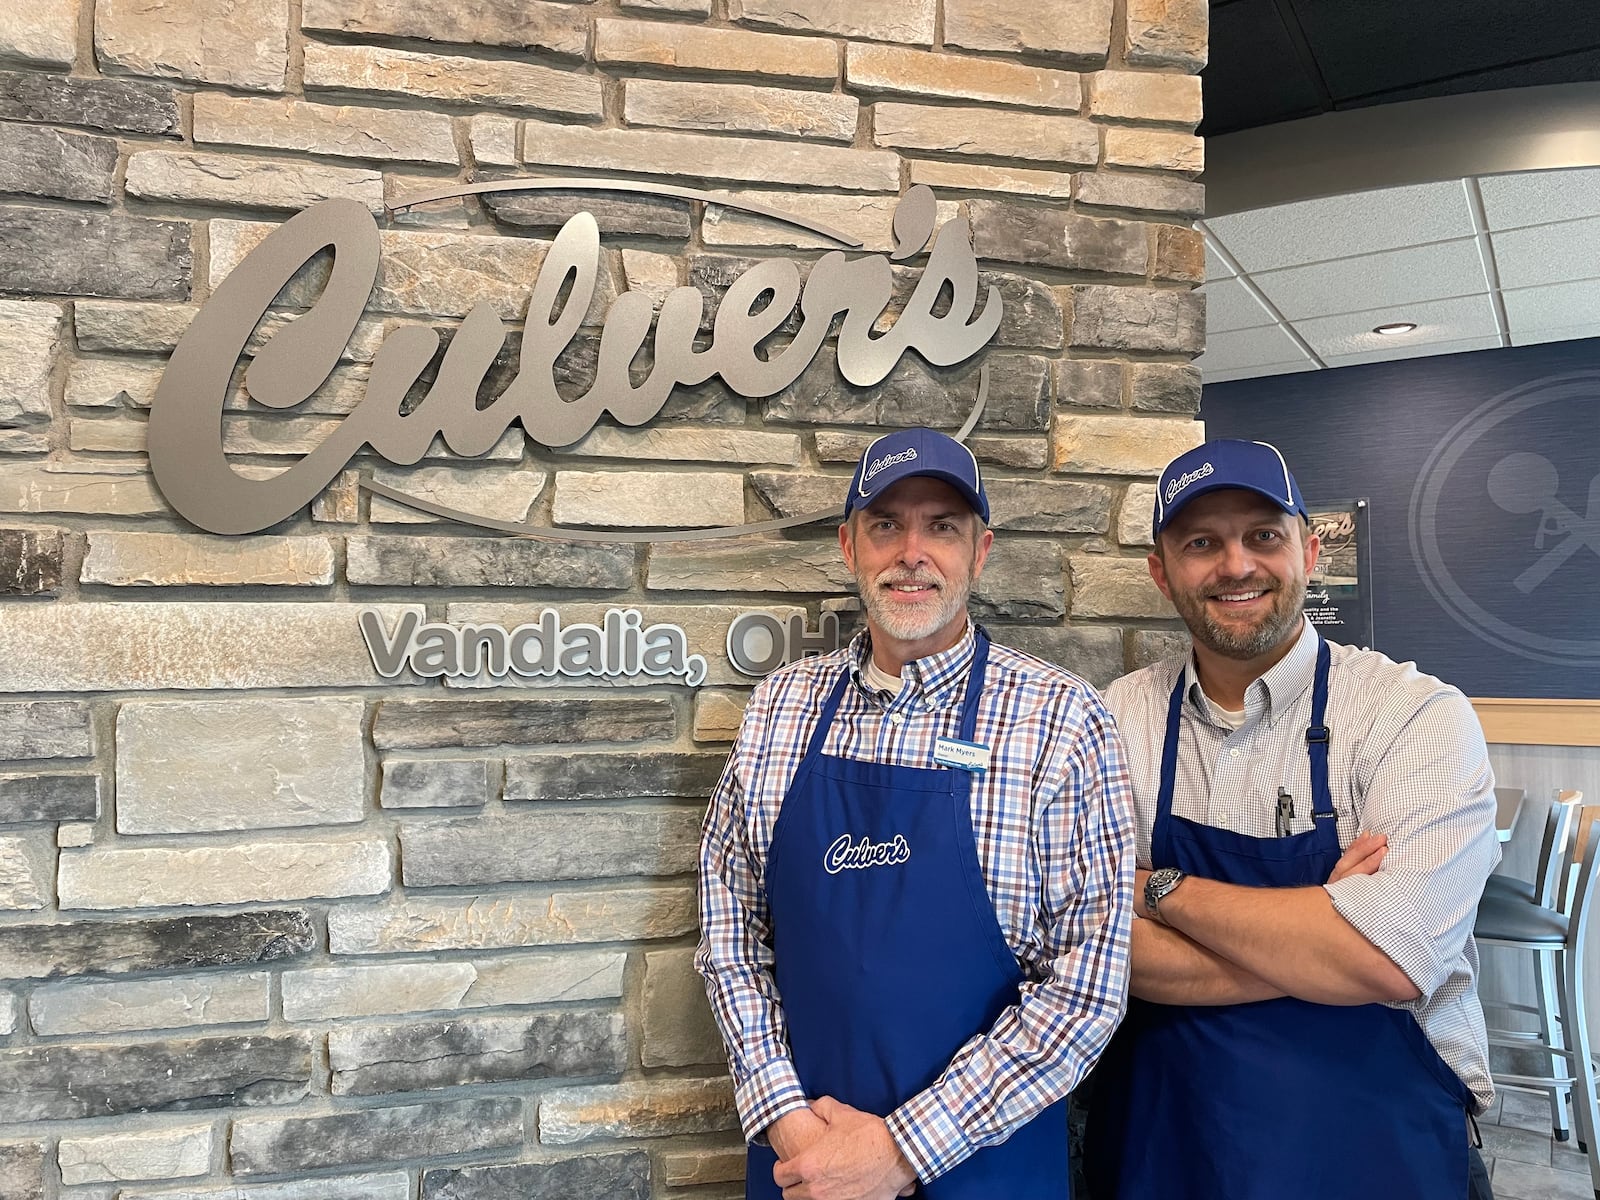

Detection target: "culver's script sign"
[147, 178, 1005, 538]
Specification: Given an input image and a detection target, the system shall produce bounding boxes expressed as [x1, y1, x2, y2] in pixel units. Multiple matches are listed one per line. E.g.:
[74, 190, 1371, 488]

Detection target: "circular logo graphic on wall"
[1409, 370, 1600, 667]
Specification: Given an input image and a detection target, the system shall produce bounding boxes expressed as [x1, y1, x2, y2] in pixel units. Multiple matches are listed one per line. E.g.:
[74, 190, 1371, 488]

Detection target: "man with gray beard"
[1085, 439, 1498, 1200]
[697, 427, 1135, 1200]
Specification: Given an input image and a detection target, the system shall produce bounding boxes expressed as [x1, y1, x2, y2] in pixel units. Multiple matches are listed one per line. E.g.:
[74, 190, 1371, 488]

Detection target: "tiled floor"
[1480, 1089, 1598, 1199]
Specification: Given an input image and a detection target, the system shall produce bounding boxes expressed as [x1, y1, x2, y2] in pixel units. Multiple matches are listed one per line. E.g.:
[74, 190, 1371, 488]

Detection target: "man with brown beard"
[1085, 439, 1499, 1200]
[697, 427, 1135, 1199]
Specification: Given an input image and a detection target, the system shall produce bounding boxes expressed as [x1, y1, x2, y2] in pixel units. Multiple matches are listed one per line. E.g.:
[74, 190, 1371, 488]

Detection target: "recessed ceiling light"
[1373, 322, 1418, 336]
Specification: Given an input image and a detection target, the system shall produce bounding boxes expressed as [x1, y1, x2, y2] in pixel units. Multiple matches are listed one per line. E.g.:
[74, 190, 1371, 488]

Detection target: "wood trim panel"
[1471, 698, 1600, 747]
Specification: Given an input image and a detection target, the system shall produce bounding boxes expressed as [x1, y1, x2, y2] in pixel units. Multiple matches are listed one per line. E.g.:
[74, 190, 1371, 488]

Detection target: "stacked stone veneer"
[0, 0, 1205, 1195]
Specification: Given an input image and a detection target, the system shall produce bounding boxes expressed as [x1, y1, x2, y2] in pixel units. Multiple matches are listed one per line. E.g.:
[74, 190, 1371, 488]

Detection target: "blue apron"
[748, 631, 1070, 1199]
[1086, 639, 1471, 1200]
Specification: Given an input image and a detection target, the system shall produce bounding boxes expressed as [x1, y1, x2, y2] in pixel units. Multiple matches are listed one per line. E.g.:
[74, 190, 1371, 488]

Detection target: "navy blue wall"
[1201, 339, 1600, 699]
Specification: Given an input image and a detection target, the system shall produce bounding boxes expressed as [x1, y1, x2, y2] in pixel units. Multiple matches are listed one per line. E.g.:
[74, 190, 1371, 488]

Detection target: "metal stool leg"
[1537, 948, 1575, 1140]
[1561, 939, 1600, 1194]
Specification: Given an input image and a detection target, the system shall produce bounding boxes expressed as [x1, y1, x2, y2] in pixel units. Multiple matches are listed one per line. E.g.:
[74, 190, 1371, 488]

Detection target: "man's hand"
[1328, 830, 1387, 883]
[769, 1107, 831, 1164]
[771, 1096, 918, 1199]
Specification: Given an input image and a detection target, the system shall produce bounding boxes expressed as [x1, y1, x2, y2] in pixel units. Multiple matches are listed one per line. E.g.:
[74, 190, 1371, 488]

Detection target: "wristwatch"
[1144, 867, 1187, 923]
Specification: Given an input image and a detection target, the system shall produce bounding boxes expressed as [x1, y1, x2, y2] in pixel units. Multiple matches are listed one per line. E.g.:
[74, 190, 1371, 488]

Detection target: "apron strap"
[955, 625, 991, 744]
[1151, 667, 1187, 866]
[1307, 638, 1334, 822]
[800, 668, 853, 765]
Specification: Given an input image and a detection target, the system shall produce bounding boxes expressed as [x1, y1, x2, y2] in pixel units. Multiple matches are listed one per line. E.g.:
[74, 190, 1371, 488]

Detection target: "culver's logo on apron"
[823, 832, 912, 874]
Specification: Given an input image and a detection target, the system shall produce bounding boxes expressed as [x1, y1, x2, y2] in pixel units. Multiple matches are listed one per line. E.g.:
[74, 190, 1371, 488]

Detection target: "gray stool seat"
[1475, 893, 1567, 944]
[1482, 874, 1537, 904]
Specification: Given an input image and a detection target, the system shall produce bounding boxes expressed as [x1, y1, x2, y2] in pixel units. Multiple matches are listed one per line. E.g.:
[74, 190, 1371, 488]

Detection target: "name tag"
[934, 736, 990, 773]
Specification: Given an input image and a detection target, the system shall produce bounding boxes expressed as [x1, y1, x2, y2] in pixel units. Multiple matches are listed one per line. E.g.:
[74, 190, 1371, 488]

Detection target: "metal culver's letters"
[148, 180, 1005, 537]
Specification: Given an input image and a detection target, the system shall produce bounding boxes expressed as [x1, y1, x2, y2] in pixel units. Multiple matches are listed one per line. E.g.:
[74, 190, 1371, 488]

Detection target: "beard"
[855, 562, 975, 646]
[1171, 571, 1306, 660]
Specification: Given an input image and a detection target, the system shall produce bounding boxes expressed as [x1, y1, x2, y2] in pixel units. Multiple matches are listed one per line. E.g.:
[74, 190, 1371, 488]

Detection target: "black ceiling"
[1202, 0, 1600, 137]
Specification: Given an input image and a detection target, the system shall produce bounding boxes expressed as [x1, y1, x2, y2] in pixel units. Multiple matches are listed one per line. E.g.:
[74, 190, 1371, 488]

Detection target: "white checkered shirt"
[696, 622, 1135, 1182]
[1103, 618, 1500, 1110]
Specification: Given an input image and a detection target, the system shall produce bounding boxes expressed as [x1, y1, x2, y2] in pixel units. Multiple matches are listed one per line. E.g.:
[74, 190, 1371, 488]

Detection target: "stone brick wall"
[0, 0, 1205, 1194]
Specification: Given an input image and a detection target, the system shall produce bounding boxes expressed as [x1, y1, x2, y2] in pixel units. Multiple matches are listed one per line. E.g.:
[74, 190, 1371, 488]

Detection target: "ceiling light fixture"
[1373, 322, 1418, 336]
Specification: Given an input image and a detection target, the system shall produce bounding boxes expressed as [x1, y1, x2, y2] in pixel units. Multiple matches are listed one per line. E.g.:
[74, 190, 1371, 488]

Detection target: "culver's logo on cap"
[862, 447, 918, 486]
[1164, 460, 1215, 504]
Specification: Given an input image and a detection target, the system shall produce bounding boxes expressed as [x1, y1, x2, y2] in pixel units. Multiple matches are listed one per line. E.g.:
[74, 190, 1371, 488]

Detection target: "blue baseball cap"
[844, 427, 989, 523]
[1152, 439, 1307, 540]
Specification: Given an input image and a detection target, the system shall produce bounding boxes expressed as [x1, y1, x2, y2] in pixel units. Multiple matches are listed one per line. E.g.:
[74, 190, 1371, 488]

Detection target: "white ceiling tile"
[1195, 325, 1314, 375]
[1510, 326, 1600, 348]
[1478, 167, 1600, 231]
[1292, 293, 1500, 358]
[1250, 238, 1489, 321]
[1491, 216, 1600, 289]
[1322, 335, 1503, 368]
[1502, 278, 1600, 332]
[1201, 360, 1322, 385]
[1202, 234, 1236, 282]
[1203, 180, 1476, 273]
[1201, 276, 1278, 333]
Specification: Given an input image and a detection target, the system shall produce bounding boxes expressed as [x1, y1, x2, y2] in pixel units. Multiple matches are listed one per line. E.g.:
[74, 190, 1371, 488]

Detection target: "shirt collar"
[1184, 616, 1319, 726]
[850, 620, 977, 709]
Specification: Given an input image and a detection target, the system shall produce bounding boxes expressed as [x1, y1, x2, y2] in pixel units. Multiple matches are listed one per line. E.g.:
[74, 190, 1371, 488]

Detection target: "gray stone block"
[986, 480, 1112, 533]
[1067, 284, 1205, 355]
[0, 300, 62, 426]
[401, 807, 702, 885]
[0, 1140, 43, 1200]
[482, 186, 692, 239]
[1056, 359, 1124, 409]
[642, 947, 725, 1067]
[0, 206, 190, 300]
[0, 832, 51, 909]
[540, 1076, 737, 1144]
[662, 1146, 746, 1187]
[0, 908, 314, 980]
[763, 352, 1050, 432]
[504, 751, 724, 801]
[330, 1009, 627, 1095]
[121, 1170, 411, 1200]
[1076, 171, 1204, 218]
[58, 1120, 213, 1184]
[372, 697, 675, 750]
[346, 536, 637, 588]
[995, 624, 1125, 690]
[0, 772, 98, 823]
[230, 1097, 523, 1177]
[380, 758, 493, 808]
[0, 71, 180, 135]
[0, 124, 119, 203]
[1129, 629, 1188, 671]
[302, 0, 587, 55]
[1128, 362, 1202, 414]
[30, 971, 270, 1035]
[0, 700, 93, 760]
[970, 200, 1148, 275]
[423, 1152, 651, 1200]
[0, 1033, 312, 1121]
[0, 528, 63, 595]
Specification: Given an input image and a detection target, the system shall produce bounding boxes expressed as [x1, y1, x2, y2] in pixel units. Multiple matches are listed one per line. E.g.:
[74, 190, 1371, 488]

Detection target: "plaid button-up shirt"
[696, 623, 1134, 1182]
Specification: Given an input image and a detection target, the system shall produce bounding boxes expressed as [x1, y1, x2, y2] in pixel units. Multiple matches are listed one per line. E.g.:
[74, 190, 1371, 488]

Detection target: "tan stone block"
[1086, 70, 1201, 125]
[368, 464, 548, 524]
[873, 103, 1097, 167]
[0, 601, 425, 692]
[0, 832, 52, 910]
[57, 823, 95, 848]
[729, 0, 932, 43]
[1053, 415, 1202, 476]
[624, 0, 710, 13]
[620, 249, 678, 308]
[58, 1123, 213, 1185]
[116, 697, 365, 834]
[1104, 127, 1203, 175]
[814, 431, 1049, 470]
[96, 0, 288, 91]
[1069, 554, 1172, 619]
[58, 837, 392, 910]
[1155, 224, 1205, 283]
[310, 469, 360, 523]
[944, 0, 1113, 60]
[303, 43, 602, 119]
[0, 464, 167, 516]
[82, 531, 336, 586]
[663, 1147, 746, 1188]
[693, 689, 748, 742]
[594, 19, 837, 81]
[907, 160, 1073, 200]
[561, 427, 802, 465]
[128, 150, 385, 212]
[1125, 0, 1208, 70]
[847, 43, 1078, 110]
[1118, 481, 1159, 546]
[0, 0, 79, 67]
[0, 429, 50, 453]
[328, 886, 698, 953]
[0, 301, 63, 427]
[553, 470, 743, 528]
[625, 79, 857, 142]
[193, 94, 458, 165]
[31, 975, 270, 1036]
[301, 0, 587, 56]
[540, 1077, 738, 1144]
[385, 174, 470, 229]
[469, 115, 520, 166]
[522, 121, 898, 192]
[705, 191, 880, 252]
[1075, 171, 1203, 218]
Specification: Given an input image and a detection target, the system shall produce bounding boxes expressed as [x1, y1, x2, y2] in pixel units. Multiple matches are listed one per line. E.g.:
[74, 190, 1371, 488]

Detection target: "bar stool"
[1475, 812, 1600, 1197]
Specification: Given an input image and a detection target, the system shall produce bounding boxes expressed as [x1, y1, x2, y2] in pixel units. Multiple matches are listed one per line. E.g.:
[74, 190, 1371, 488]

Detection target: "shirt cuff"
[1325, 874, 1448, 999]
[886, 1087, 973, 1183]
[734, 1057, 810, 1145]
